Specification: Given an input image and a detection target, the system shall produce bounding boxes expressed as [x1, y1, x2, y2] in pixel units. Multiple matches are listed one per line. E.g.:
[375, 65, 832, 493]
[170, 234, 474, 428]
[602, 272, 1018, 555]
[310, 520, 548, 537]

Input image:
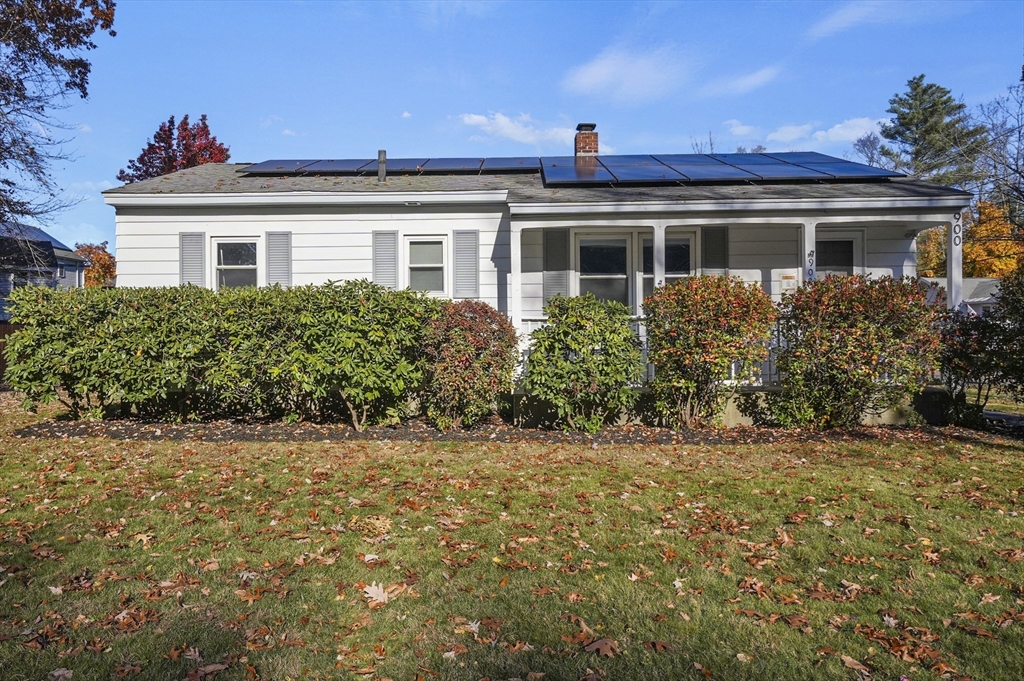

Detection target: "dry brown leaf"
[583, 638, 619, 657]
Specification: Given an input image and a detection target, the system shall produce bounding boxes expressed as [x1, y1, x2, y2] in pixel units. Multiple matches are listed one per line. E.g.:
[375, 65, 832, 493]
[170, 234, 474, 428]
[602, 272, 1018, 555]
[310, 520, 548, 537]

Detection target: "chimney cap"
[576, 123, 597, 132]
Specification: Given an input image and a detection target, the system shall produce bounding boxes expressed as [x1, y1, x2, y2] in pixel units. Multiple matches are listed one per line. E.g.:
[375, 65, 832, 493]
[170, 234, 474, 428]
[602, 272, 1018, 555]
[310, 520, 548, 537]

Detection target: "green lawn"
[1, 395, 1023, 681]
[975, 388, 1024, 417]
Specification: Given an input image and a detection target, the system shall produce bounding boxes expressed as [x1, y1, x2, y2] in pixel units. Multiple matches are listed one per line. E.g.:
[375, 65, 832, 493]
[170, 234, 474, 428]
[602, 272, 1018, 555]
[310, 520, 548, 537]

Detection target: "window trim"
[569, 228, 701, 315]
[815, 228, 865, 279]
[211, 236, 262, 290]
[404, 234, 448, 296]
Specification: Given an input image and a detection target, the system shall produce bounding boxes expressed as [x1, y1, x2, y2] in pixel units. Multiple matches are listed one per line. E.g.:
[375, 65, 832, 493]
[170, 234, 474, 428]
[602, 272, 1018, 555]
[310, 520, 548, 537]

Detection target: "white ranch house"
[105, 125, 971, 339]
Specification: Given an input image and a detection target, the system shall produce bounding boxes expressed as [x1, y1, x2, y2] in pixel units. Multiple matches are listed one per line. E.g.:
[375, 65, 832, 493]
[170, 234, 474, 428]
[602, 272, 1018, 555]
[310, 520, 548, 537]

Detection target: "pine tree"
[880, 75, 988, 187]
[117, 114, 230, 184]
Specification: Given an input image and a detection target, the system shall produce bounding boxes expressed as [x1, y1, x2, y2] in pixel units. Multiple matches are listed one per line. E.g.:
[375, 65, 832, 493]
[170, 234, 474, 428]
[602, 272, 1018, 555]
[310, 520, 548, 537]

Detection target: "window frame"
[569, 227, 701, 315]
[404, 234, 448, 296]
[641, 234, 695, 301]
[211, 236, 262, 290]
[814, 228, 865, 280]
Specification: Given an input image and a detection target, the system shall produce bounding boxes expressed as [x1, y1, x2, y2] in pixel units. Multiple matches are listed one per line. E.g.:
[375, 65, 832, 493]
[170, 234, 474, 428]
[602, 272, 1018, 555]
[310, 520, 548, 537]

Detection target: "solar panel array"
[240, 153, 902, 186]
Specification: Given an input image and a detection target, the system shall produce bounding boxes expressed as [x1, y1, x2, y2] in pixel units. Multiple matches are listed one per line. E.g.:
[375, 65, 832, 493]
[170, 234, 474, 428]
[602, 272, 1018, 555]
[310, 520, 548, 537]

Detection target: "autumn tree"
[973, 83, 1024, 231]
[916, 202, 1024, 278]
[879, 75, 988, 187]
[74, 240, 115, 286]
[0, 0, 116, 224]
[916, 227, 946, 277]
[117, 114, 230, 184]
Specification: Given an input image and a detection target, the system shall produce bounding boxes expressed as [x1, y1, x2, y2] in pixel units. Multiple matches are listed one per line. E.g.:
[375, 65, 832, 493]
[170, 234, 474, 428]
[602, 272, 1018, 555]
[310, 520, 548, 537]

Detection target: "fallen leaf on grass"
[583, 638, 619, 657]
[364, 582, 389, 608]
[841, 655, 870, 672]
[979, 593, 1001, 606]
[644, 640, 673, 653]
[48, 670, 73, 681]
[736, 653, 751, 663]
[526, 673, 545, 681]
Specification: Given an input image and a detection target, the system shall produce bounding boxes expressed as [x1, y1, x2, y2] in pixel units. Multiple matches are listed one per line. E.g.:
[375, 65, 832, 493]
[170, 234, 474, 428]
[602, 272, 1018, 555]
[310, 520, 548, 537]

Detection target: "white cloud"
[563, 45, 690, 104]
[69, 180, 114, 193]
[699, 66, 780, 98]
[459, 113, 574, 147]
[260, 115, 283, 129]
[402, 111, 412, 119]
[761, 117, 885, 148]
[767, 123, 815, 144]
[807, 1, 886, 40]
[806, 0, 967, 41]
[811, 117, 884, 144]
[724, 119, 758, 137]
[75, 123, 92, 133]
[281, 129, 296, 136]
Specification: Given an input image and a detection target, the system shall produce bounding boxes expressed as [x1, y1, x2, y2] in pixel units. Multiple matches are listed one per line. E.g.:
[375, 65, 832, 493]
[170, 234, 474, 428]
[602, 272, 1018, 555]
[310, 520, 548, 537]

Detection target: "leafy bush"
[998, 263, 1024, 401]
[3, 281, 440, 429]
[938, 308, 1007, 427]
[421, 300, 518, 431]
[643, 276, 776, 428]
[741, 275, 940, 428]
[523, 294, 644, 433]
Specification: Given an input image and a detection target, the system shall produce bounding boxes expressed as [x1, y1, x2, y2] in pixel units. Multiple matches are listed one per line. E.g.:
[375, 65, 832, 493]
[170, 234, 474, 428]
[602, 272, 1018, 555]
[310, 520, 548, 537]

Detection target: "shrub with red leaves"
[422, 300, 518, 431]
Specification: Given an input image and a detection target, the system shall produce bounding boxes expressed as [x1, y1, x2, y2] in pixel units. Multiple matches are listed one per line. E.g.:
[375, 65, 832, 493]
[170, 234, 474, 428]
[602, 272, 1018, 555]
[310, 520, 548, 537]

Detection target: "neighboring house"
[924, 277, 1000, 315]
[104, 124, 972, 339]
[0, 223, 89, 319]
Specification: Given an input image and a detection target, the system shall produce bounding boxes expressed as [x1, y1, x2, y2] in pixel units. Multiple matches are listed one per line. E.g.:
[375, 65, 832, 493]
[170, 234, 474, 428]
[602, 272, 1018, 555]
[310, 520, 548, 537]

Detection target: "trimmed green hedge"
[4, 281, 440, 429]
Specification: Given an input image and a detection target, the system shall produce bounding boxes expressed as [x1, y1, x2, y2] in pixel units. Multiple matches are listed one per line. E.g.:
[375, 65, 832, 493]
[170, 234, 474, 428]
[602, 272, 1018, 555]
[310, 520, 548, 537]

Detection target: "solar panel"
[653, 154, 729, 165]
[730, 163, 832, 180]
[541, 157, 615, 184]
[711, 153, 789, 165]
[658, 163, 760, 181]
[797, 162, 903, 179]
[420, 158, 484, 172]
[302, 159, 373, 173]
[362, 158, 430, 173]
[481, 157, 540, 171]
[242, 160, 319, 174]
[765, 152, 838, 165]
[596, 155, 665, 167]
[604, 164, 685, 183]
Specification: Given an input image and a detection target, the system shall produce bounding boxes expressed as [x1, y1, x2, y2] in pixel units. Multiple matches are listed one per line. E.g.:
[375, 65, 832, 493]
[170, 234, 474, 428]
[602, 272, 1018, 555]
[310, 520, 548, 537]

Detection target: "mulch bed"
[12, 414, 1015, 445]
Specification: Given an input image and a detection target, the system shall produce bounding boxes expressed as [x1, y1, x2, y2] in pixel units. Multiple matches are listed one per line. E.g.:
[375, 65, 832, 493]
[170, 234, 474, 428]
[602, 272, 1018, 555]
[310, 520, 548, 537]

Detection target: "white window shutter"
[266, 231, 292, 286]
[372, 231, 399, 288]
[180, 232, 206, 286]
[702, 226, 729, 275]
[543, 228, 569, 302]
[453, 230, 479, 299]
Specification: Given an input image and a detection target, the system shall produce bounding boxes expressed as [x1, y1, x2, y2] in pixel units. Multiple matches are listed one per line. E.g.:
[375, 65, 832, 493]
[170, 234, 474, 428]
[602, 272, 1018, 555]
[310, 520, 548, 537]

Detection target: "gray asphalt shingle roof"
[103, 163, 971, 204]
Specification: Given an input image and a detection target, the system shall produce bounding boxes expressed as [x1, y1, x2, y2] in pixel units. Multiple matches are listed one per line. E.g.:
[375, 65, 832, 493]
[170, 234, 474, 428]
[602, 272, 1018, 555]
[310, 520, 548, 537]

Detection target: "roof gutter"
[508, 194, 971, 216]
[103, 189, 510, 208]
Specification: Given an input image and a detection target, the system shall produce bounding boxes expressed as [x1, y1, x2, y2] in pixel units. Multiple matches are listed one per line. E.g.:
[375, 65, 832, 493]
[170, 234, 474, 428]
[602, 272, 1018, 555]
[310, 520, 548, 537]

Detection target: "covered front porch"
[505, 205, 968, 337]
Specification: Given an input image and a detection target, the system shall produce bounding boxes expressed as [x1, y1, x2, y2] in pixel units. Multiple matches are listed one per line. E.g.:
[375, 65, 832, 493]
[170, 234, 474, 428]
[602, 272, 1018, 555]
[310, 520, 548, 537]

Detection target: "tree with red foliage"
[74, 240, 116, 287]
[116, 114, 229, 184]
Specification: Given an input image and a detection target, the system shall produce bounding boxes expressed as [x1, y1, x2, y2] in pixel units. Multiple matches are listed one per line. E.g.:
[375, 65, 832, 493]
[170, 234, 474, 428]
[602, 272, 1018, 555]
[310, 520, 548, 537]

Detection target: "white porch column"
[801, 221, 817, 282]
[653, 222, 666, 290]
[947, 212, 963, 309]
[510, 224, 523, 331]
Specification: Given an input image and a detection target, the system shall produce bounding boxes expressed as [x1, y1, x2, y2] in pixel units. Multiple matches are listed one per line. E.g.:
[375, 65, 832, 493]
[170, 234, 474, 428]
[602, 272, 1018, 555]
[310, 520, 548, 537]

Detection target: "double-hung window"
[641, 237, 692, 300]
[578, 237, 629, 306]
[216, 241, 258, 289]
[408, 238, 446, 294]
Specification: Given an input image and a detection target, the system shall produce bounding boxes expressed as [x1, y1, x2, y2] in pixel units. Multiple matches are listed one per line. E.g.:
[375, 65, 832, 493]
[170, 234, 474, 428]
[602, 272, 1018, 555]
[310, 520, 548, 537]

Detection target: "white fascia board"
[508, 195, 971, 216]
[103, 190, 509, 208]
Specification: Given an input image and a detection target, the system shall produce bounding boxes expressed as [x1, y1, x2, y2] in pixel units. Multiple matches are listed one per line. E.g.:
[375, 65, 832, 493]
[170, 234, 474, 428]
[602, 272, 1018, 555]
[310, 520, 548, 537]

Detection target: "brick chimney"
[574, 123, 598, 156]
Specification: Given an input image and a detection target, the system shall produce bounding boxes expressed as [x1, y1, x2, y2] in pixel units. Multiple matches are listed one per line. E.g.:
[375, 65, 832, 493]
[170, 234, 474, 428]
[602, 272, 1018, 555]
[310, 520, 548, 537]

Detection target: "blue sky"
[42, 0, 1024, 252]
